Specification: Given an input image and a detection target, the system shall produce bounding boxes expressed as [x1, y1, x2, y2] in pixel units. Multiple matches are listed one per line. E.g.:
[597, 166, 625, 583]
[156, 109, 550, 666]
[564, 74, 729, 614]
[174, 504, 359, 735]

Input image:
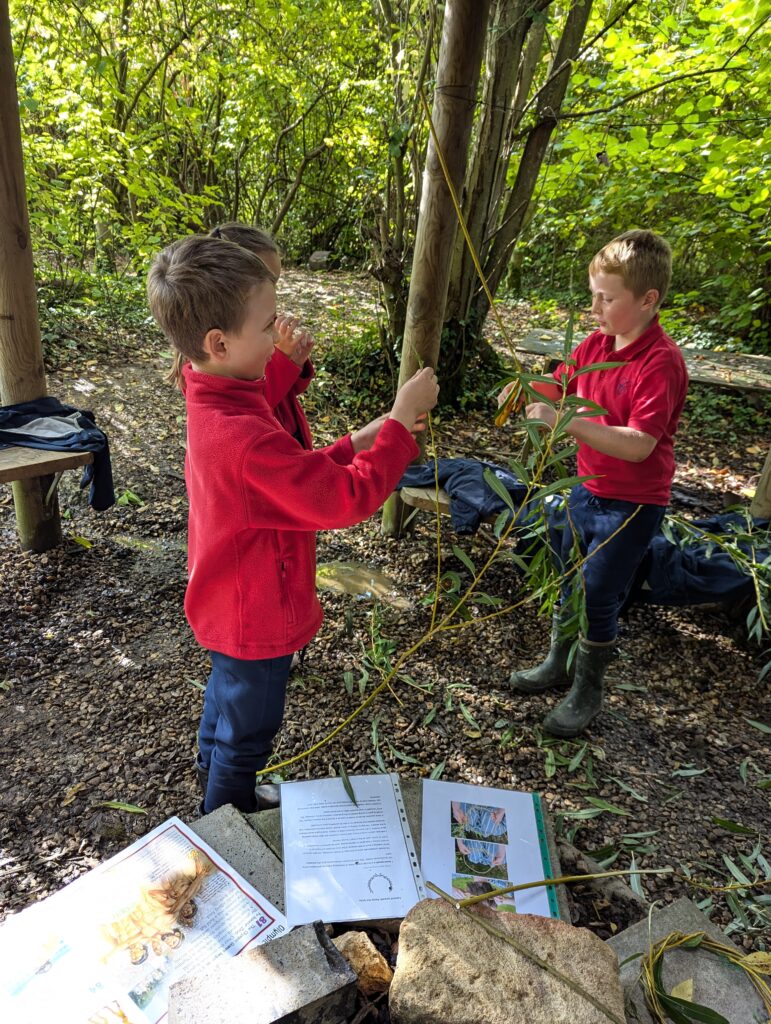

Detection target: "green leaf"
[483, 468, 516, 511]
[568, 742, 588, 772]
[585, 796, 629, 815]
[608, 776, 648, 802]
[722, 854, 751, 887]
[711, 817, 756, 836]
[629, 852, 645, 899]
[452, 544, 476, 576]
[745, 718, 771, 734]
[459, 702, 481, 730]
[561, 806, 604, 820]
[94, 801, 147, 814]
[430, 759, 446, 780]
[339, 763, 357, 805]
[387, 742, 422, 766]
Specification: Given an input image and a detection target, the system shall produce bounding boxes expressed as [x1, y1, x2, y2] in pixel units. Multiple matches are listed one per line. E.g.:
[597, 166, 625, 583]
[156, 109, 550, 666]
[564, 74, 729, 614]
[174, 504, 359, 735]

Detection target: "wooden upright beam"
[0, 0, 62, 550]
[382, 0, 490, 536]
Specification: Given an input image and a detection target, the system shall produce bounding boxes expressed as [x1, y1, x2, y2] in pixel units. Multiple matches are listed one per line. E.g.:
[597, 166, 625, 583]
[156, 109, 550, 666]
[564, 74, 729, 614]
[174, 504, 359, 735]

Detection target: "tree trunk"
[382, 0, 490, 536]
[750, 448, 771, 519]
[480, 0, 593, 317]
[0, 0, 62, 550]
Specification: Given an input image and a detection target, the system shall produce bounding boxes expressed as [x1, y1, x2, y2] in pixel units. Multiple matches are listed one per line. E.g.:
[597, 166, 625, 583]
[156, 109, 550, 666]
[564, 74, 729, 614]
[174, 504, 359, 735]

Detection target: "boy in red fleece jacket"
[499, 229, 688, 737]
[147, 234, 438, 814]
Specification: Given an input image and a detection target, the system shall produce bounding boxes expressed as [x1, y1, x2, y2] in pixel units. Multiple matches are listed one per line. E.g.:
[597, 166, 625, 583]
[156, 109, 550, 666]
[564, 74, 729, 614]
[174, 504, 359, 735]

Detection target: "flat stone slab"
[187, 803, 285, 913]
[607, 896, 766, 1023]
[168, 920, 357, 1024]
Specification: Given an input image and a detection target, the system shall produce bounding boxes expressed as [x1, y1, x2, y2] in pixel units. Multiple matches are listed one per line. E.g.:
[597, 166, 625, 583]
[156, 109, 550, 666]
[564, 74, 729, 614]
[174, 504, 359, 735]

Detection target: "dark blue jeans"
[198, 650, 293, 813]
[553, 484, 666, 643]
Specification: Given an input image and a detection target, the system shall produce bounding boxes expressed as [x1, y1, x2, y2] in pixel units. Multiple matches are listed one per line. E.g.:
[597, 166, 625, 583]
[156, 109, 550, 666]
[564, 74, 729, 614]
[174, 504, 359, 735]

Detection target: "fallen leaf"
[671, 978, 694, 1001]
[743, 952, 771, 974]
[62, 782, 86, 807]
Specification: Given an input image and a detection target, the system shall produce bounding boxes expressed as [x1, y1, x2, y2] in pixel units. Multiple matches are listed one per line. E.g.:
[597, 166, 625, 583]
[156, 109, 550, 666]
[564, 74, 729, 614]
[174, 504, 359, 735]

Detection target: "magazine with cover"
[0, 816, 287, 1024]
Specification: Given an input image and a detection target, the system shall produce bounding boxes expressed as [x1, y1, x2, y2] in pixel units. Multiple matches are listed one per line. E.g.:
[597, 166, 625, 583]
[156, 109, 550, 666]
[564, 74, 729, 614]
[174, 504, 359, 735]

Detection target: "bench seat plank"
[0, 446, 93, 485]
[515, 329, 771, 392]
[399, 485, 452, 515]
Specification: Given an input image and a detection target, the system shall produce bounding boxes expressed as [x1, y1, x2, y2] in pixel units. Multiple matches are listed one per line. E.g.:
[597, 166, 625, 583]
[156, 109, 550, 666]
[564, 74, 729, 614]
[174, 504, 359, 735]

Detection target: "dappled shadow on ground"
[1, 272, 768, 952]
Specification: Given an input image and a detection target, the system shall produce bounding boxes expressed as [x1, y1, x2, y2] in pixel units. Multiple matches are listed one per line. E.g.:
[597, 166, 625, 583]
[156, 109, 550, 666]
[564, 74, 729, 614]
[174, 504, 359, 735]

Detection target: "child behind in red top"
[209, 224, 319, 449]
[147, 234, 439, 814]
[499, 229, 688, 738]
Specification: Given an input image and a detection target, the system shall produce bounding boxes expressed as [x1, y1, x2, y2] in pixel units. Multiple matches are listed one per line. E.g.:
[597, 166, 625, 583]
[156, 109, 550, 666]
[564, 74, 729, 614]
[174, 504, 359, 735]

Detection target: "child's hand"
[526, 402, 558, 429]
[275, 314, 315, 366]
[390, 367, 439, 433]
[497, 381, 519, 407]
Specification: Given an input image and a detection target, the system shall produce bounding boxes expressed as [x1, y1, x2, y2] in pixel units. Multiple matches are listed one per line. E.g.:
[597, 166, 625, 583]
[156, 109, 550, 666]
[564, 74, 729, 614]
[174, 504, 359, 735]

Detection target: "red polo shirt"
[553, 317, 688, 505]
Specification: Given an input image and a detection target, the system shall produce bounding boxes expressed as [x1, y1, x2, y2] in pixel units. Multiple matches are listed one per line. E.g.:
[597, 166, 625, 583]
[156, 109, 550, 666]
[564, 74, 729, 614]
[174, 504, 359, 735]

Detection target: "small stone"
[333, 929, 394, 996]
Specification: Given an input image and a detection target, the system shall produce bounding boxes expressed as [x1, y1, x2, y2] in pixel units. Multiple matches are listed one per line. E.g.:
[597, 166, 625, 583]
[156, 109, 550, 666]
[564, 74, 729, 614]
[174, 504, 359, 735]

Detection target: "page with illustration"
[0, 816, 287, 1024]
[420, 779, 560, 919]
[282, 773, 426, 926]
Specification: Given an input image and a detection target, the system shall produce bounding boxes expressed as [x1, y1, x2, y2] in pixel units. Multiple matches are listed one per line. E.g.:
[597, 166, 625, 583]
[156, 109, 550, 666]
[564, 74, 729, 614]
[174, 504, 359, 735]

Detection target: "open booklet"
[282, 774, 559, 927]
[0, 817, 287, 1024]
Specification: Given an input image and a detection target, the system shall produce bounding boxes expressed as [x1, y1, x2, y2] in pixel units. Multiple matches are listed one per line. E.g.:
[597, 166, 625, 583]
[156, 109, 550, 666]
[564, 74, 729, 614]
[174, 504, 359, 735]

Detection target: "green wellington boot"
[508, 615, 575, 694]
[542, 638, 615, 737]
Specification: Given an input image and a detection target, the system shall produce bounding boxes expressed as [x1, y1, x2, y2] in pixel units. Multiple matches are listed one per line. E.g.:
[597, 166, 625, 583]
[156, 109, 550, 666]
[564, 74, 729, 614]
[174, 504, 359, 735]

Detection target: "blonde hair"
[589, 229, 672, 308]
[146, 235, 276, 389]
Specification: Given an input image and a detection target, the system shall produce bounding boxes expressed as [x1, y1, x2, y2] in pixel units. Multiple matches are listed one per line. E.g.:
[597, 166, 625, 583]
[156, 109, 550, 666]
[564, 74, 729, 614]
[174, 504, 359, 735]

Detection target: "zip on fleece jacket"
[182, 364, 419, 659]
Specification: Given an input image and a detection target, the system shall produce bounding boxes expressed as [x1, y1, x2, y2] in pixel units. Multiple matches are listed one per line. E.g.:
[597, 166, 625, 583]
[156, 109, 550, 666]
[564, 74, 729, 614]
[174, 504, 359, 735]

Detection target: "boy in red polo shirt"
[147, 234, 439, 814]
[501, 229, 688, 737]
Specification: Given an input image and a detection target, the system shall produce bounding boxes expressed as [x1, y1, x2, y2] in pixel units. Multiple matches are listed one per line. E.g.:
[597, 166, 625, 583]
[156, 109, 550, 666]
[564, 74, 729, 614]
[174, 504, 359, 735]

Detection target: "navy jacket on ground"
[398, 458, 530, 534]
[627, 512, 769, 609]
[0, 397, 115, 511]
[399, 457, 767, 612]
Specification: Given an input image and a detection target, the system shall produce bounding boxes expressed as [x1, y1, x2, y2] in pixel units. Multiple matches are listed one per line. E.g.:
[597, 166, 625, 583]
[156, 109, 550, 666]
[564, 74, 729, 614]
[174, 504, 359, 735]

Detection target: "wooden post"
[750, 448, 771, 520]
[381, 0, 490, 536]
[0, 0, 62, 550]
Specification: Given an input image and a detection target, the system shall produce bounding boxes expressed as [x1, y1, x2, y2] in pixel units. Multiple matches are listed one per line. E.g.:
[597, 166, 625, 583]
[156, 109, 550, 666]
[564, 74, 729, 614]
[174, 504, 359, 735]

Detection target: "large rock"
[333, 929, 394, 996]
[308, 250, 332, 270]
[389, 899, 624, 1024]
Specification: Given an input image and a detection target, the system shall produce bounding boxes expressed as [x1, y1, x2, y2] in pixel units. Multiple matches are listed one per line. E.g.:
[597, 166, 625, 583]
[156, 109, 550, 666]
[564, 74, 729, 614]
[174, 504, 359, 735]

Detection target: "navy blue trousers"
[198, 650, 293, 813]
[553, 484, 666, 643]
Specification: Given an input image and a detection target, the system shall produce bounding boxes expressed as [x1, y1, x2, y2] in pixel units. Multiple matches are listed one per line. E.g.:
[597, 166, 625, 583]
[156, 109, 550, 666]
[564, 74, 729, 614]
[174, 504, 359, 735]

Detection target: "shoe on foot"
[542, 638, 615, 737]
[195, 760, 281, 811]
[508, 614, 574, 693]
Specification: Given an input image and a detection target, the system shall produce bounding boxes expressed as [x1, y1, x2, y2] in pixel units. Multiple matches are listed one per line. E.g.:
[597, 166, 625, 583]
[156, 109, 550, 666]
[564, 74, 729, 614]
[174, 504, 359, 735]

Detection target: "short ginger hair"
[589, 229, 672, 309]
[146, 234, 276, 387]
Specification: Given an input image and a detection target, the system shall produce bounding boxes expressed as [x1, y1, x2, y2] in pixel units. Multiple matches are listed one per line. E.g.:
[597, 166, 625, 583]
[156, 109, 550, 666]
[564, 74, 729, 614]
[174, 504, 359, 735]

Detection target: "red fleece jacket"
[182, 364, 418, 659]
[263, 350, 316, 450]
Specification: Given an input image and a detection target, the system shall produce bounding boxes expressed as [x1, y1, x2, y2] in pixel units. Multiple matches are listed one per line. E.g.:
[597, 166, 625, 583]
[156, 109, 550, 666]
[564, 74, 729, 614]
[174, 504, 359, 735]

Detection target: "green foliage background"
[9, 0, 770, 353]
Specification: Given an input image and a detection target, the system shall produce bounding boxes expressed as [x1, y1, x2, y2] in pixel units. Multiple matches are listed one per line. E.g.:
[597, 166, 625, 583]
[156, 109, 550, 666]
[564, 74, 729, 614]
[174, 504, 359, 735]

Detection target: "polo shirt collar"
[600, 315, 664, 362]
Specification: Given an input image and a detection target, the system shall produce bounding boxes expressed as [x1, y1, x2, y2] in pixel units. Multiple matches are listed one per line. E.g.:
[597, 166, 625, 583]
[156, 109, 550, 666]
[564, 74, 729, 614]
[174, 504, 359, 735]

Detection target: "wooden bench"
[400, 485, 452, 516]
[399, 485, 501, 530]
[0, 446, 93, 485]
[516, 329, 771, 392]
